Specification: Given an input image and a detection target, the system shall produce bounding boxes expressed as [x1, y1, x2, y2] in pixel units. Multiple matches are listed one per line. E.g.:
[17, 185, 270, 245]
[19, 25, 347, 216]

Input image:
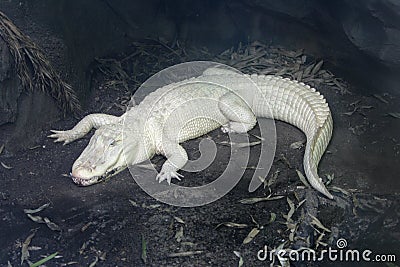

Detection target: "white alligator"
[49, 67, 334, 199]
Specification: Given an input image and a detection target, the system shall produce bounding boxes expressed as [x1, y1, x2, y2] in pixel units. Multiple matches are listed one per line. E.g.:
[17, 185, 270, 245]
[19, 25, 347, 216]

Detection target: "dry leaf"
[330, 186, 351, 196]
[290, 141, 304, 149]
[43, 217, 61, 231]
[297, 199, 307, 209]
[128, 199, 139, 207]
[296, 170, 310, 187]
[141, 203, 161, 209]
[279, 154, 292, 168]
[88, 256, 98, 267]
[174, 216, 185, 224]
[294, 70, 303, 81]
[168, 251, 203, 257]
[81, 222, 93, 232]
[268, 212, 277, 224]
[303, 63, 314, 77]
[21, 232, 35, 265]
[239, 195, 284, 204]
[27, 214, 61, 231]
[243, 228, 260, 244]
[388, 112, 400, 119]
[289, 231, 295, 242]
[333, 79, 347, 93]
[266, 170, 280, 188]
[24, 203, 50, 214]
[286, 222, 297, 231]
[343, 110, 356, 116]
[175, 226, 184, 242]
[325, 173, 334, 185]
[372, 94, 389, 104]
[316, 232, 327, 248]
[1, 162, 12, 170]
[234, 141, 262, 148]
[216, 222, 249, 229]
[250, 215, 259, 226]
[361, 105, 373, 109]
[309, 214, 331, 232]
[234, 251, 244, 267]
[283, 197, 295, 222]
[249, 133, 264, 140]
[27, 214, 45, 223]
[311, 60, 324, 75]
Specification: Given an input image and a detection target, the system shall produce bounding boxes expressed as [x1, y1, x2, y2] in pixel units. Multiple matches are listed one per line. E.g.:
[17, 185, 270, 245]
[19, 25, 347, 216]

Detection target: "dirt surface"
[1, 44, 400, 267]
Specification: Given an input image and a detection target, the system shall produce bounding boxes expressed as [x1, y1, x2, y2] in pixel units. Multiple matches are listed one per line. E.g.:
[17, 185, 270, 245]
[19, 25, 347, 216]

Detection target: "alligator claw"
[156, 171, 183, 184]
[48, 130, 75, 145]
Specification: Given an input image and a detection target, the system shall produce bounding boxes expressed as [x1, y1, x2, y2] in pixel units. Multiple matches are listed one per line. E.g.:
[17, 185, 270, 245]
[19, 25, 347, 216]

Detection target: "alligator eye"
[110, 139, 120, 147]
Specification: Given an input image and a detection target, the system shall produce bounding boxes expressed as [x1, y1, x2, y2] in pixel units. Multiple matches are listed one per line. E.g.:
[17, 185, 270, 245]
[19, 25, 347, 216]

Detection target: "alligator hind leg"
[48, 114, 119, 145]
[218, 92, 256, 133]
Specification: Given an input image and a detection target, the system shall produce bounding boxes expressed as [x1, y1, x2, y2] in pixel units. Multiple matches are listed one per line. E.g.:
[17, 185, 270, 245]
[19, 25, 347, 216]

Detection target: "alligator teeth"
[69, 167, 122, 186]
[71, 175, 101, 186]
[104, 166, 126, 179]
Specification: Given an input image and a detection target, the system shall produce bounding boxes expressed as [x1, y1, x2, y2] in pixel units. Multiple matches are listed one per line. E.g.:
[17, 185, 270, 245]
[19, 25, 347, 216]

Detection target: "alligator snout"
[71, 166, 93, 179]
[70, 166, 101, 186]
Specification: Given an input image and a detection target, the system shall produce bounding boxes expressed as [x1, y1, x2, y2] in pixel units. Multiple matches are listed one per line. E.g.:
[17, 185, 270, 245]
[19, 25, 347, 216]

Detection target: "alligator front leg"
[48, 114, 119, 145]
[156, 141, 188, 184]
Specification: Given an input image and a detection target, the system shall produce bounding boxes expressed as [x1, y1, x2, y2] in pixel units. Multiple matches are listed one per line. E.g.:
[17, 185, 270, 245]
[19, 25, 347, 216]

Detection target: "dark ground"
[1, 46, 400, 266]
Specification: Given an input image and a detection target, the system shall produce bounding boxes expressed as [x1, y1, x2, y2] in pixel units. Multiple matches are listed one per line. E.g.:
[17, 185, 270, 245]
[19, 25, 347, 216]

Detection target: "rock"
[341, 0, 400, 67]
[0, 36, 22, 125]
[7, 91, 60, 152]
[0, 28, 61, 153]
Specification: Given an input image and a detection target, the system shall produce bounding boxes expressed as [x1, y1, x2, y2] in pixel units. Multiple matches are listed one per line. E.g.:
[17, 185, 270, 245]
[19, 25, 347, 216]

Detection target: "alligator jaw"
[70, 166, 126, 186]
[71, 175, 101, 186]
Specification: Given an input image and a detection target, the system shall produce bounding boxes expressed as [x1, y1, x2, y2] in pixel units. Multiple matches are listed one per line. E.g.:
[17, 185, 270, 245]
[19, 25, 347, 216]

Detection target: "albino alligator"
[49, 67, 334, 199]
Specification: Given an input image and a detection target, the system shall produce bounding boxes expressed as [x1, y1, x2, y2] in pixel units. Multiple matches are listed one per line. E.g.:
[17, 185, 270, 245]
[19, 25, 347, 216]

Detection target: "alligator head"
[71, 124, 128, 186]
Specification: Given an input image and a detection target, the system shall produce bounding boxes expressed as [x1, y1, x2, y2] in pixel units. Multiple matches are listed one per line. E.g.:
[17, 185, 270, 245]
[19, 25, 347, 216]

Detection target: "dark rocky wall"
[0, 12, 61, 152]
[6, 0, 400, 92]
[226, 0, 400, 94]
[3, 0, 400, 95]
[0, 0, 399, 152]
[0, 36, 21, 125]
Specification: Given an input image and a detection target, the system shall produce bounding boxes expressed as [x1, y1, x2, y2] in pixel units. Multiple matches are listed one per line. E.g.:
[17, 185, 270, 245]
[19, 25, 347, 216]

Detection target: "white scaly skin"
[49, 67, 334, 199]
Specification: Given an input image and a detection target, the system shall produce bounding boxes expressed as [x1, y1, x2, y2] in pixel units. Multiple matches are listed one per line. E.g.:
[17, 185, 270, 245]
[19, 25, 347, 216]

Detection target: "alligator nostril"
[72, 166, 92, 178]
[71, 167, 81, 178]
